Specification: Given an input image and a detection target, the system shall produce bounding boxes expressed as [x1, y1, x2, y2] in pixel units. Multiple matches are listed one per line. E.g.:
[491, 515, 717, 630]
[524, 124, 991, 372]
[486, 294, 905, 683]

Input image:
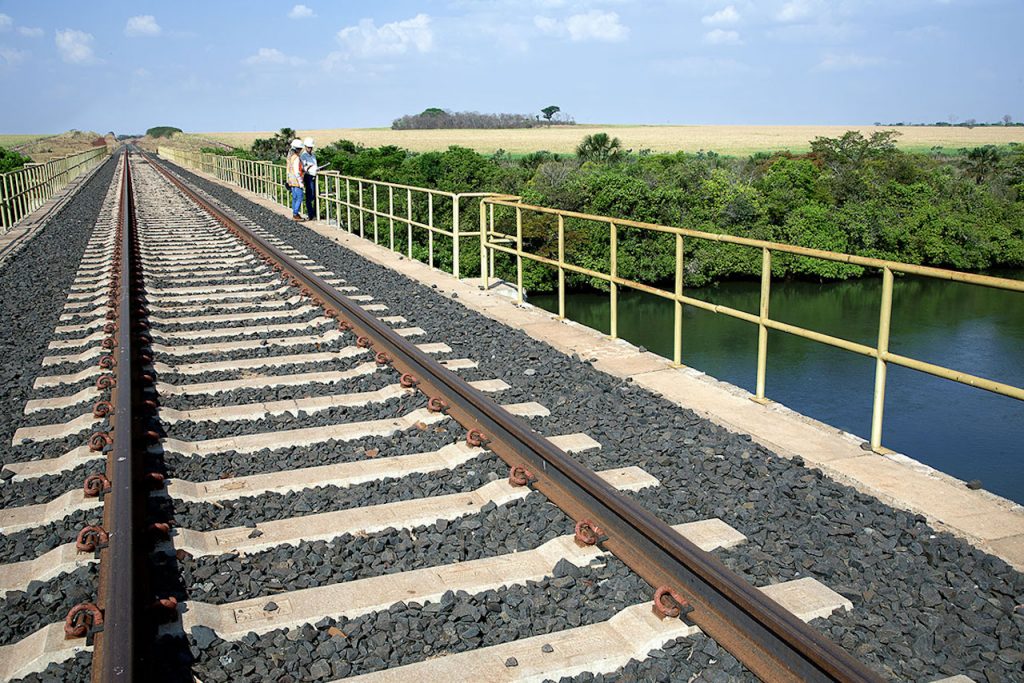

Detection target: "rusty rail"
[90, 151, 144, 680]
[143, 151, 883, 682]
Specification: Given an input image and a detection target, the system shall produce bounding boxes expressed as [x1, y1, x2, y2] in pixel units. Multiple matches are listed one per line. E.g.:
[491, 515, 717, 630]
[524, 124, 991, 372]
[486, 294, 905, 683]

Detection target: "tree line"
[392, 107, 575, 130]
[201, 129, 1024, 292]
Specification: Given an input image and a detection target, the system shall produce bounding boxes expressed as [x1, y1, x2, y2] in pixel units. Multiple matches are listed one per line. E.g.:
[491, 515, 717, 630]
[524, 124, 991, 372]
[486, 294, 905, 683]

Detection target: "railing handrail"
[481, 196, 1024, 294]
[0, 146, 109, 229]
[0, 146, 105, 181]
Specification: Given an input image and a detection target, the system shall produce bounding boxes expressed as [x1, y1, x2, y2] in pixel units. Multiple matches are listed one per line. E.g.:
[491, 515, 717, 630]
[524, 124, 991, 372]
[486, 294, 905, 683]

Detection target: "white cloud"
[337, 14, 433, 58]
[702, 6, 740, 25]
[133, 67, 151, 78]
[242, 47, 305, 66]
[566, 10, 628, 42]
[55, 29, 97, 64]
[776, 0, 819, 22]
[0, 14, 11, 31]
[654, 56, 753, 77]
[534, 15, 560, 34]
[0, 46, 27, 67]
[815, 52, 886, 71]
[18, 26, 44, 38]
[704, 28, 742, 45]
[125, 15, 161, 37]
[536, 10, 628, 42]
[289, 4, 315, 19]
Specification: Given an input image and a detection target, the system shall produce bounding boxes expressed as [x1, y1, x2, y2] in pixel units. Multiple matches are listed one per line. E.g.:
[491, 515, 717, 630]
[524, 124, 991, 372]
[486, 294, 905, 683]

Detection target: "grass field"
[195, 124, 1024, 156]
[0, 134, 50, 149]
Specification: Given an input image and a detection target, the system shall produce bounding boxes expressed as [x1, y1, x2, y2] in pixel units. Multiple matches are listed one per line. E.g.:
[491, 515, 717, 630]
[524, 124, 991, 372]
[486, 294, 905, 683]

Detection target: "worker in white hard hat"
[286, 139, 305, 220]
[300, 137, 318, 221]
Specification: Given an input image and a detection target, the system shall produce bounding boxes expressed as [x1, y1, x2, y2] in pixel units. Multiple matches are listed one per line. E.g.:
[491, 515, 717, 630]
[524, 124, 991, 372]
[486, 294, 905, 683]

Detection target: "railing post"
[427, 192, 435, 268]
[388, 186, 395, 251]
[334, 176, 340, 226]
[346, 179, 352, 231]
[479, 199, 488, 287]
[315, 174, 321, 221]
[406, 189, 413, 257]
[558, 214, 566, 319]
[452, 196, 460, 279]
[372, 183, 379, 243]
[674, 233, 684, 366]
[1, 174, 9, 229]
[754, 248, 772, 402]
[610, 221, 618, 339]
[488, 203, 495, 284]
[870, 267, 895, 451]
[358, 180, 364, 238]
[515, 206, 524, 304]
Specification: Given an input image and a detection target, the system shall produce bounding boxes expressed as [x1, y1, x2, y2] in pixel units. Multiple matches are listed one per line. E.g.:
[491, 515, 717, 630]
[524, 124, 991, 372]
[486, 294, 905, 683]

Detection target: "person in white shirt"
[300, 137, 318, 220]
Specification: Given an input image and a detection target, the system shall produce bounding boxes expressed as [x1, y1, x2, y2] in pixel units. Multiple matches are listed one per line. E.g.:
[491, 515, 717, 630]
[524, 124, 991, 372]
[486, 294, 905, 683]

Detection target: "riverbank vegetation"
[202, 130, 1024, 291]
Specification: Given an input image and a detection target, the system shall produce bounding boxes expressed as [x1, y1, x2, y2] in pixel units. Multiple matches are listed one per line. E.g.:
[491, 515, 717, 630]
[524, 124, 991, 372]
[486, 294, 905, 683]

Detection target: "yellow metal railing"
[158, 145, 1024, 453]
[480, 197, 1024, 452]
[158, 148, 496, 279]
[0, 147, 109, 229]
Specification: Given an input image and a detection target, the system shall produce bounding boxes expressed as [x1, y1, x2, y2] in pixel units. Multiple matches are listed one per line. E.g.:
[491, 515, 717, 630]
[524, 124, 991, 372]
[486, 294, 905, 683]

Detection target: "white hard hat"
[291, 139, 303, 149]
[303, 137, 314, 147]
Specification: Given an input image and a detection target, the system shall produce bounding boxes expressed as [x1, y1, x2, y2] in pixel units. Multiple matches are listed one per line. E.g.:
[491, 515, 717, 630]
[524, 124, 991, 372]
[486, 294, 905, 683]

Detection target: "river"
[531, 272, 1024, 504]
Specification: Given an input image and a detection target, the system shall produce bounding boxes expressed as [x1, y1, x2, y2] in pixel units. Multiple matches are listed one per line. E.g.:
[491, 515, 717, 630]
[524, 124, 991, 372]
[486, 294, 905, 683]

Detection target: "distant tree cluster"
[392, 107, 575, 130]
[873, 116, 1021, 128]
[146, 126, 183, 138]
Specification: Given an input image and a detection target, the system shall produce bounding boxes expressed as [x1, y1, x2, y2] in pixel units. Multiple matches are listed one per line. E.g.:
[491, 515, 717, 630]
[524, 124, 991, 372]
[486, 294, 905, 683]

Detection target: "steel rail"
[144, 152, 884, 683]
[91, 152, 142, 681]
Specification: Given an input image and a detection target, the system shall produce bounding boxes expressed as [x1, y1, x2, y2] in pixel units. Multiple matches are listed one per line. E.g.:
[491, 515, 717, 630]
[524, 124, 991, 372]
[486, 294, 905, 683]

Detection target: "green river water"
[531, 271, 1024, 504]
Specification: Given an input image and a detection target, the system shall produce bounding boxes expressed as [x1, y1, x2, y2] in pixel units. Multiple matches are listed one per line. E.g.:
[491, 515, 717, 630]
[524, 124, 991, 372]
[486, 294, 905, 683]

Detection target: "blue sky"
[0, 0, 1020, 133]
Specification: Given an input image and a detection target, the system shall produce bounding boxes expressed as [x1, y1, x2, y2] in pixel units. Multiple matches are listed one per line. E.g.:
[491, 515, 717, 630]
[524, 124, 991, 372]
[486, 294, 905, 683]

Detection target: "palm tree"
[576, 133, 625, 163]
[959, 145, 1000, 184]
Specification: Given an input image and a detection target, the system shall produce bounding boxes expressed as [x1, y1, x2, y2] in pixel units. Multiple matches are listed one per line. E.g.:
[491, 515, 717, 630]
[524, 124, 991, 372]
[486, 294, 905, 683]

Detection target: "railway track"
[0, 150, 1015, 682]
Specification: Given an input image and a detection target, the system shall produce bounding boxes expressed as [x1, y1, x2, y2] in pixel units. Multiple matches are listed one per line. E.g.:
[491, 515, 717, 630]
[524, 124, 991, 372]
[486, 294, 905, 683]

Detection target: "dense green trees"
[213, 131, 1024, 292]
[0, 146, 31, 173]
[146, 126, 182, 138]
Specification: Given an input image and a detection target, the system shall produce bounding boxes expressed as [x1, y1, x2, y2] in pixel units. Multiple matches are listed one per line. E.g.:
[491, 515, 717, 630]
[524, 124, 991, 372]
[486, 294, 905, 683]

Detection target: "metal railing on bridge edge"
[157, 146, 1024, 454]
[0, 147, 109, 230]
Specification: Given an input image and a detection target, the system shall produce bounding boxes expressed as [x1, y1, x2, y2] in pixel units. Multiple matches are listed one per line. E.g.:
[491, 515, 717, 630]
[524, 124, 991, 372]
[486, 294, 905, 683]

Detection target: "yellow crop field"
[195, 124, 1024, 156]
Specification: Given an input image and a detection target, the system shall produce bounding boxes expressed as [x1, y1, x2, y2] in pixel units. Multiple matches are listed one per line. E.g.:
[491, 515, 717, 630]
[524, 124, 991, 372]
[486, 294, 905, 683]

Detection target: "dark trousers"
[303, 175, 317, 219]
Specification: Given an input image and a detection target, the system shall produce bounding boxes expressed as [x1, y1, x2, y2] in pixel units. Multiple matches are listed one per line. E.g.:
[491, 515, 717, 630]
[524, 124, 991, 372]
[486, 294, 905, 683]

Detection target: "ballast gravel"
[161, 559, 648, 683]
[0, 463, 95, 508]
[0, 154, 118, 462]
[161, 386, 420, 441]
[155, 368, 396, 411]
[161, 421, 459, 483]
[0, 564, 98, 647]
[0, 507, 101, 563]
[159, 161, 1024, 682]
[10, 652, 93, 683]
[162, 453, 503, 532]
[175, 492, 573, 604]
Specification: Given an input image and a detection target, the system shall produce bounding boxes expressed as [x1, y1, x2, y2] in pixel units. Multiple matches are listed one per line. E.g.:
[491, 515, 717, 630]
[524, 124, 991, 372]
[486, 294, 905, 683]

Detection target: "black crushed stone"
[175, 492, 571, 603]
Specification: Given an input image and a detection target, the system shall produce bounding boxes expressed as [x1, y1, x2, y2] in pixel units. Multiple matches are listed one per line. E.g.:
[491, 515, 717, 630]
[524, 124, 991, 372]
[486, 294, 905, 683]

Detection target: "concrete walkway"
[167, 163, 1024, 571]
